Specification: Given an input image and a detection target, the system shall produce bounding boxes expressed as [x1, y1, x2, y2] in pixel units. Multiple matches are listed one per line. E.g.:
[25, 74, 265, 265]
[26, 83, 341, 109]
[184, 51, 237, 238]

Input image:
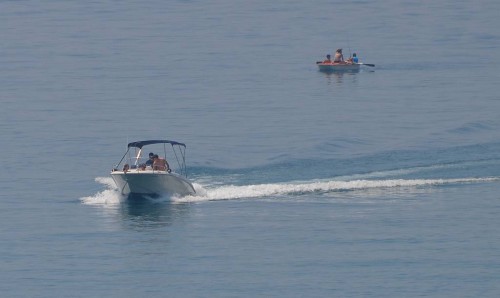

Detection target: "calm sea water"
[2, 0, 500, 297]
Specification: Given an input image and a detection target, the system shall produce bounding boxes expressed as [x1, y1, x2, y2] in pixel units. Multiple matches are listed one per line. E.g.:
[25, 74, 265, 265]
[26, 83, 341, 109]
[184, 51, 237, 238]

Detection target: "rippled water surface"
[1, 0, 500, 297]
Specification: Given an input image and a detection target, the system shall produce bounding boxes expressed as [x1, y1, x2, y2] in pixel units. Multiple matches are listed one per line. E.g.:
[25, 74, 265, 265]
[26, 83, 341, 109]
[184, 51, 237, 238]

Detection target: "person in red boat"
[323, 54, 332, 64]
[333, 48, 344, 63]
[346, 53, 358, 64]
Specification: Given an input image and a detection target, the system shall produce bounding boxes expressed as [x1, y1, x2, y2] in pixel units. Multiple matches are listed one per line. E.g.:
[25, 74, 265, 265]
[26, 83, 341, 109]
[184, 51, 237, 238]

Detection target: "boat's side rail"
[111, 166, 171, 174]
[112, 156, 173, 174]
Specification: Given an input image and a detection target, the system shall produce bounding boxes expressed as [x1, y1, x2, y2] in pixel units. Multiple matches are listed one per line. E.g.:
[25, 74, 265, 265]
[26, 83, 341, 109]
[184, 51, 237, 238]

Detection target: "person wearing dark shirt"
[145, 152, 155, 167]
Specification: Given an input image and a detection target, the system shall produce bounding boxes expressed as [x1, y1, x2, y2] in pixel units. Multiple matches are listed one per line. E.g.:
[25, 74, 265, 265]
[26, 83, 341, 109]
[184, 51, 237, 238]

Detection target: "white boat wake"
[80, 177, 126, 206]
[81, 176, 499, 205]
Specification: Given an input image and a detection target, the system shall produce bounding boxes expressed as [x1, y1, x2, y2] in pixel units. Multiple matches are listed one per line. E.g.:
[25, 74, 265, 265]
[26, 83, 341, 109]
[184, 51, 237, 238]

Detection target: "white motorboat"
[111, 140, 196, 197]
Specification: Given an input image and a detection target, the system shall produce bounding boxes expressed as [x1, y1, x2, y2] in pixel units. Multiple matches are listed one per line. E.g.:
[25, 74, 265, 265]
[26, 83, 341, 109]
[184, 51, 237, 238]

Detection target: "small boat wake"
[175, 177, 498, 203]
[81, 176, 499, 205]
[80, 177, 126, 206]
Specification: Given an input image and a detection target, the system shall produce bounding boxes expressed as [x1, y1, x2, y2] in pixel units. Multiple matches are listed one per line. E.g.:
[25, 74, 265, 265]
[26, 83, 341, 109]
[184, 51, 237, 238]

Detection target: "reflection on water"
[119, 195, 192, 229]
[320, 70, 360, 85]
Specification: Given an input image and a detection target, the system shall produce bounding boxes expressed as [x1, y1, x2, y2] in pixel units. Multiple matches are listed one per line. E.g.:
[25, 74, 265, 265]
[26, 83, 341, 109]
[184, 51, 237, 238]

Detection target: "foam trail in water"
[80, 177, 126, 206]
[334, 159, 500, 181]
[172, 177, 499, 203]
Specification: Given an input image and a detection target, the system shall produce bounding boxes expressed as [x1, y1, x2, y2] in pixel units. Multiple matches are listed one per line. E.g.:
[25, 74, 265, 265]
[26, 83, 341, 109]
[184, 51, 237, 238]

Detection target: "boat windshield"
[113, 140, 190, 177]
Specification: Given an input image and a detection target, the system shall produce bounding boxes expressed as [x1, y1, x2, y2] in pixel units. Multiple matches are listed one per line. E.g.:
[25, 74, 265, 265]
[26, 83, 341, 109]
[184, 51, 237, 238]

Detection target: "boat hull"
[111, 171, 196, 197]
[318, 63, 360, 72]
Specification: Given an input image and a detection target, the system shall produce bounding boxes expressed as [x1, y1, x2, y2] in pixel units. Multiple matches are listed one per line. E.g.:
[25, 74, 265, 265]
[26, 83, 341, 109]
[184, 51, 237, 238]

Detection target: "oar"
[317, 60, 375, 67]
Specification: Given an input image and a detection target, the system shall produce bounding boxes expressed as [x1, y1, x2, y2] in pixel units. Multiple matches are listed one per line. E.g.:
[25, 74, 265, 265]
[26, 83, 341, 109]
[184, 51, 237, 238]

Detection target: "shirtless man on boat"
[333, 48, 345, 63]
[334, 48, 356, 64]
[320, 49, 353, 65]
[153, 154, 171, 172]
